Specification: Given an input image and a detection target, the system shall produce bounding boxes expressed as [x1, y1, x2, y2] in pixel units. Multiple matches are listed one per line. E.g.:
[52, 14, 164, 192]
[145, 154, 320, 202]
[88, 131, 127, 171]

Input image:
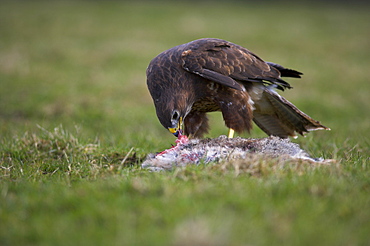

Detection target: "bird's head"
[154, 97, 191, 137]
[149, 87, 193, 137]
[147, 59, 194, 137]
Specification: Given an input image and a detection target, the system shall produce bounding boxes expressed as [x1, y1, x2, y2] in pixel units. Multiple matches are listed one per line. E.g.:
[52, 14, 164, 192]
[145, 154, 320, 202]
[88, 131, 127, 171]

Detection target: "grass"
[1, 1, 370, 245]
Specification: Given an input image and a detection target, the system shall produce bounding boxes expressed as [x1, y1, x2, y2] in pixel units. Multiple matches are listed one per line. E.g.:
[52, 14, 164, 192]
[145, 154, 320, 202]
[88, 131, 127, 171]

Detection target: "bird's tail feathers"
[253, 88, 330, 138]
[266, 62, 303, 78]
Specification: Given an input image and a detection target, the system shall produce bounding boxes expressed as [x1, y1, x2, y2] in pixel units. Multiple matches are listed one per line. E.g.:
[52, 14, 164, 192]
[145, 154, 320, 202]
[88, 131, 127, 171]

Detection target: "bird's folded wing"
[196, 68, 245, 91]
[181, 38, 292, 91]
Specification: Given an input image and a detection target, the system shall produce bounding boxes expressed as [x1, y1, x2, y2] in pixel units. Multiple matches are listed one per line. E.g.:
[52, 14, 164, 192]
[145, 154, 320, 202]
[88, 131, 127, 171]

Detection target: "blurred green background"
[1, 1, 369, 150]
[1, 1, 369, 245]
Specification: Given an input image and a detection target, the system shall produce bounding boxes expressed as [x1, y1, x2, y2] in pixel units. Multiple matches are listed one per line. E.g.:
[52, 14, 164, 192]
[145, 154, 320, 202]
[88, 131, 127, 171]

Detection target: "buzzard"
[147, 38, 329, 138]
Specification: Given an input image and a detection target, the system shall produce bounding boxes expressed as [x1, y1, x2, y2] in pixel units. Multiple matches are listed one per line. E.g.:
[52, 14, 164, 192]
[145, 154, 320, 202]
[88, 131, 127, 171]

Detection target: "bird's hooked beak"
[168, 117, 183, 137]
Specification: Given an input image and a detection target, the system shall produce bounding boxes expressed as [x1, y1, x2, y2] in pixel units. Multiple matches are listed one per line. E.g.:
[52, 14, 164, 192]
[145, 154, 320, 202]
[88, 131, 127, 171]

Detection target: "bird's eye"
[172, 110, 180, 121]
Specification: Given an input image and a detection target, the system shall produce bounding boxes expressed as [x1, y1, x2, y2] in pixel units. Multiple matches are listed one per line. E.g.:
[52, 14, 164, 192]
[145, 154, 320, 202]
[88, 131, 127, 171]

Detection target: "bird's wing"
[181, 38, 292, 91]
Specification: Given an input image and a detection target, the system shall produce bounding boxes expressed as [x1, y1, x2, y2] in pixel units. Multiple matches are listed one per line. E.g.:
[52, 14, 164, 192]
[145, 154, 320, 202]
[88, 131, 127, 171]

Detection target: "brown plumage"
[146, 38, 329, 138]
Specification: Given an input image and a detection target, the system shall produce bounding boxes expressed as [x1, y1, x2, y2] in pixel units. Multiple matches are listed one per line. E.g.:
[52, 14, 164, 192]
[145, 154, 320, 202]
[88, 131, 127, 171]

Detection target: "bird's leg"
[228, 128, 235, 138]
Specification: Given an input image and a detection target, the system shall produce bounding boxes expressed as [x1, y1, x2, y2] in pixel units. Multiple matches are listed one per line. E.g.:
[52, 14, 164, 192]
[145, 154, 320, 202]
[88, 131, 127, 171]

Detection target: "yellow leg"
[228, 128, 235, 138]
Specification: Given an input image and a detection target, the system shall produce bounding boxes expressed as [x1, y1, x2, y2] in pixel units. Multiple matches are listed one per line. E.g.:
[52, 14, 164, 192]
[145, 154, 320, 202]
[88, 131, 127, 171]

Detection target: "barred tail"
[252, 87, 330, 138]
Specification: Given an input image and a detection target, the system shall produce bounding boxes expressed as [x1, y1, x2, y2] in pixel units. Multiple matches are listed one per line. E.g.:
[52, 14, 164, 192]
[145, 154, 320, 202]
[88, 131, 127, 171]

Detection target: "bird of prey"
[146, 38, 329, 138]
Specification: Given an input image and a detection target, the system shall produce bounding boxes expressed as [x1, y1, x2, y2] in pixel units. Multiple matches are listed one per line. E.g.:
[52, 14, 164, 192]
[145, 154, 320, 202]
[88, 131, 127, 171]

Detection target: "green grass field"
[1, 1, 369, 245]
